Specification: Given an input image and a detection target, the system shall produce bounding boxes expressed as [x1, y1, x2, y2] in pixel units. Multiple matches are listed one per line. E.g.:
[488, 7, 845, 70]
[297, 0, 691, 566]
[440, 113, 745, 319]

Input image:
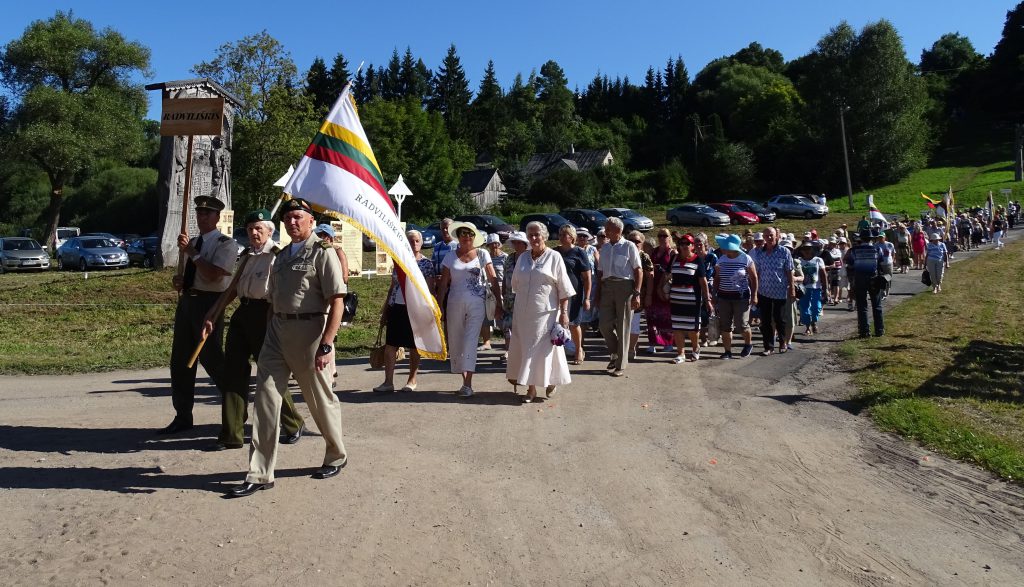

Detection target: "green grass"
[841, 240, 1024, 482]
[0, 266, 392, 375]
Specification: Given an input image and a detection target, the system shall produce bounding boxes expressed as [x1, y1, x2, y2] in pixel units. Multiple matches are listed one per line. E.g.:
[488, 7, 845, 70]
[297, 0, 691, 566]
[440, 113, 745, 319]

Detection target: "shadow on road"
[0, 424, 230, 453]
[0, 465, 312, 494]
[758, 393, 866, 415]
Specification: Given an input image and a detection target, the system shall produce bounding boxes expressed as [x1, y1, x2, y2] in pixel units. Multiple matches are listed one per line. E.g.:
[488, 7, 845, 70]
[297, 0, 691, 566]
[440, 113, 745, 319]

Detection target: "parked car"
[126, 237, 161, 268]
[0, 237, 51, 273]
[708, 202, 759, 225]
[598, 207, 654, 232]
[56, 236, 129, 271]
[361, 222, 438, 251]
[54, 226, 80, 250]
[765, 194, 828, 219]
[726, 199, 776, 223]
[81, 232, 127, 249]
[666, 204, 731, 227]
[520, 213, 575, 236]
[454, 214, 515, 242]
[559, 208, 609, 233]
[115, 233, 141, 248]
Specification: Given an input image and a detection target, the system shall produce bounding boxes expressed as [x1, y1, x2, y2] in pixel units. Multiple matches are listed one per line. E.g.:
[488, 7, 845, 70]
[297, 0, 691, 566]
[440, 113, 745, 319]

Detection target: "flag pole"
[186, 255, 251, 368]
[176, 135, 196, 283]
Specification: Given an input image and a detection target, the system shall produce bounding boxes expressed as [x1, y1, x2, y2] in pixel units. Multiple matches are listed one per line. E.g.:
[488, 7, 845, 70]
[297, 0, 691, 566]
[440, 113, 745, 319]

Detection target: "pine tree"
[467, 60, 506, 154]
[329, 52, 351, 91]
[382, 49, 401, 99]
[305, 56, 333, 113]
[536, 60, 576, 152]
[429, 44, 473, 139]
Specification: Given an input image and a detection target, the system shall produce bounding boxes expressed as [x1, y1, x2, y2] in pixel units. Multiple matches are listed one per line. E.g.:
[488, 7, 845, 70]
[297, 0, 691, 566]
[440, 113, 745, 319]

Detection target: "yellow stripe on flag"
[319, 121, 383, 177]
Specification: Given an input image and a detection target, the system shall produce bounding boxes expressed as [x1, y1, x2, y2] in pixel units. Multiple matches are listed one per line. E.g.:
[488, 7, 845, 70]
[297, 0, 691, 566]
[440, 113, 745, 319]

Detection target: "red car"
[708, 203, 759, 225]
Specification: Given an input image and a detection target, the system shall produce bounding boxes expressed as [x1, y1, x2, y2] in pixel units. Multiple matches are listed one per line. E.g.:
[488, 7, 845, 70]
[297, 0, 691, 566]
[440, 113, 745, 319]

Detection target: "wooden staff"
[187, 254, 251, 368]
[176, 134, 196, 279]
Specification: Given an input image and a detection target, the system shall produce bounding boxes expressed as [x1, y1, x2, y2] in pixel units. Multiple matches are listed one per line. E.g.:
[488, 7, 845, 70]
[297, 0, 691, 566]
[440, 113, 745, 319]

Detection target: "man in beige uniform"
[202, 209, 306, 451]
[229, 198, 348, 498]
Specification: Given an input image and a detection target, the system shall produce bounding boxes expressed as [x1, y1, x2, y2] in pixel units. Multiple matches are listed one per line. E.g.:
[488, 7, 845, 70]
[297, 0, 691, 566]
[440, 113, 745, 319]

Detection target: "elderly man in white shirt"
[594, 217, 642, 377]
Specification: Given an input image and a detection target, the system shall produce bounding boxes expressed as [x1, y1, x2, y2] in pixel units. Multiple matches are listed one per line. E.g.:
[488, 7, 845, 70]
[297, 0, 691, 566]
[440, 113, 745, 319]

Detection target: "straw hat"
[448, 221, 484, 248]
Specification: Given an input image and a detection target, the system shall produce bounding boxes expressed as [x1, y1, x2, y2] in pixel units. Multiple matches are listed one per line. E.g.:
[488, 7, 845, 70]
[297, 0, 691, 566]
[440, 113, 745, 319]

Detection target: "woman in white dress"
[437, 222, 503, 397]
[506, 221, 576, 403]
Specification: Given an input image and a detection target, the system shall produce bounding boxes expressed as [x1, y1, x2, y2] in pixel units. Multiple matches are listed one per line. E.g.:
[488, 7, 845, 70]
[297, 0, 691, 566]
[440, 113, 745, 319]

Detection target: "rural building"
[524, 148, 614, 178]
[459, 168, 506, 210]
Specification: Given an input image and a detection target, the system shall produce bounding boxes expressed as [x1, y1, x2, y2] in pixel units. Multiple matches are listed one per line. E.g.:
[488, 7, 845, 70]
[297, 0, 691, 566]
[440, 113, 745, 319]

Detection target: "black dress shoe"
[280, 422, 305, 445]
[312, 461, 347, 479]
[156, 420, 193, 435]
[203, 442, 243, 452]
[227, 481, 273, 498]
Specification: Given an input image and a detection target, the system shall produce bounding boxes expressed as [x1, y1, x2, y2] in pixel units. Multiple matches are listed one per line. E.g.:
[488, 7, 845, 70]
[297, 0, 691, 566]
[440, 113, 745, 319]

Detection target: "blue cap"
[715, 233, 742, 251]
[315, 224, 336, 238]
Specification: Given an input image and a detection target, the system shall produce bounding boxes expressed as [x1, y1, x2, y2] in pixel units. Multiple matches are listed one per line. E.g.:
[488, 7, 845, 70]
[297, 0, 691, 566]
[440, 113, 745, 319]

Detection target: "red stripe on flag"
[305, 144, 395, 212]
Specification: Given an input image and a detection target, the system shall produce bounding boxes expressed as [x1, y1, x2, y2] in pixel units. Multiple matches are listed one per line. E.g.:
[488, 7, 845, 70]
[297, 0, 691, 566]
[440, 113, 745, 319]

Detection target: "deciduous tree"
[0, 11, 151, 248]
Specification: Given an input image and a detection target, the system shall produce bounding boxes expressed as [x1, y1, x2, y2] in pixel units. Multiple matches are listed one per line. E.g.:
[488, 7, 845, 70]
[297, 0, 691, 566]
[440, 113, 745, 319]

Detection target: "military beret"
[244, 208, 272, 225]
[279, 198, 314, 216]
[194, 195, 225, 212]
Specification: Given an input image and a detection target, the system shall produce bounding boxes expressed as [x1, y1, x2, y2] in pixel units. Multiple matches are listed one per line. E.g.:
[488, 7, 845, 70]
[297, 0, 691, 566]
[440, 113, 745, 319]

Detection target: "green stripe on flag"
[311, 133, 387, 189]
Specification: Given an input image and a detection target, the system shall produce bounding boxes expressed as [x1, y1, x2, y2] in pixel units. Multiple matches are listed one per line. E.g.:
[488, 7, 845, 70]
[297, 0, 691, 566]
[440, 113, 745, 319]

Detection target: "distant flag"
[867, 194, 886, 223]
[284, 84, 446, 360]
[921, 193, 938, 209]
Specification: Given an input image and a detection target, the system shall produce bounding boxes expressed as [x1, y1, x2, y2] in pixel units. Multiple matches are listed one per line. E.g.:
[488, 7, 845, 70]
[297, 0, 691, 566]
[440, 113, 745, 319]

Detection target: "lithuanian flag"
[284, 84, 446, 360]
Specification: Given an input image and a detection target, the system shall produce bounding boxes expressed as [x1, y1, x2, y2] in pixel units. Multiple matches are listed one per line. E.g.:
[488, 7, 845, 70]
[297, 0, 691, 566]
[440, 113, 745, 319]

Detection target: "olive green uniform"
[246, 236, 348, 484]
[169, 229, 236, 427]
[219, 240, 304, 446]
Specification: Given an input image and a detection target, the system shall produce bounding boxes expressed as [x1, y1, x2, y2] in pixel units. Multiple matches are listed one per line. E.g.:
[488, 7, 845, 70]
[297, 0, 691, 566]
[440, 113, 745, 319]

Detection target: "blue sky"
[0, 1, 1015, 118]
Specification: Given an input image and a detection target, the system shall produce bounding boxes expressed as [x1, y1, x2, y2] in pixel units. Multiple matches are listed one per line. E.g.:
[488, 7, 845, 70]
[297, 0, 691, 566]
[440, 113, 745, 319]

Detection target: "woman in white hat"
[437, 222, 503, 397]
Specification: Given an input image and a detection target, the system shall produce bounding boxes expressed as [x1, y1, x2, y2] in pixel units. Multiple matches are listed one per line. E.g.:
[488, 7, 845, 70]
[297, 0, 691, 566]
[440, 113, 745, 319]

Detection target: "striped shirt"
[715, 252, 753, 294]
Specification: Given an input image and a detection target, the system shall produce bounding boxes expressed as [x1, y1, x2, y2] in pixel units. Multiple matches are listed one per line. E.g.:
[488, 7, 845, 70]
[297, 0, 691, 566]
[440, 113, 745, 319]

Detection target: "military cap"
[279, 198, 314, 216]
[244, 208, 272, 225]
[194, 195, 225, 212]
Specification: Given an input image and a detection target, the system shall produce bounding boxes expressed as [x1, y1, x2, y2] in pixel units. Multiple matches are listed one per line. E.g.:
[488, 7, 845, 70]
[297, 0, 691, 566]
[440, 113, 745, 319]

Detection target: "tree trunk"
[42, 185, 64, 253]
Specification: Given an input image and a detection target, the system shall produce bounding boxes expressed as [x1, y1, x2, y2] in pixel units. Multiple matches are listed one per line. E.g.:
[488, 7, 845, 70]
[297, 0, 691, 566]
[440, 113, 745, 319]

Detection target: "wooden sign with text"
[159, 97, 225, 136]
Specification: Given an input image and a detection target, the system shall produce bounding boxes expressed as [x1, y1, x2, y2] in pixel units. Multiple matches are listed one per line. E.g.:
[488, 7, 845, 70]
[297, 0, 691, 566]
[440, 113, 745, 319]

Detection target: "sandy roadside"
[1, 230, 1023, 586]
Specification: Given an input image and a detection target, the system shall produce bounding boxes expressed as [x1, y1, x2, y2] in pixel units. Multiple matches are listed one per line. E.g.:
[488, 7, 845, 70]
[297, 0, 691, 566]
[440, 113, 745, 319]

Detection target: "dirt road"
[2, 235, 1023, 585]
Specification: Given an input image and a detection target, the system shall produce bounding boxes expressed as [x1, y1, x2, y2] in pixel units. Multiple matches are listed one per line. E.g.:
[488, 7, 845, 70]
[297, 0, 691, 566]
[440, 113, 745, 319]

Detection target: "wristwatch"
[318, 343, 333, 355]
[631, 290, 641, 297]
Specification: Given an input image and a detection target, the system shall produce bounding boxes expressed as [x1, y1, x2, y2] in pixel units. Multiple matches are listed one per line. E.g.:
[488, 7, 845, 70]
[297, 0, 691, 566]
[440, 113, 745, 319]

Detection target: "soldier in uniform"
[201, 209, 306, 451]
[229, 198, 348, 498]
[843, 228, 885, 338]
[159, 196, 237, 435]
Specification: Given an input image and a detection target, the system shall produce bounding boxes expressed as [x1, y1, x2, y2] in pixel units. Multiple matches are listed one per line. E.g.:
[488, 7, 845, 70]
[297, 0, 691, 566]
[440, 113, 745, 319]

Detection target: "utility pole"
[839, 105, 854, 210]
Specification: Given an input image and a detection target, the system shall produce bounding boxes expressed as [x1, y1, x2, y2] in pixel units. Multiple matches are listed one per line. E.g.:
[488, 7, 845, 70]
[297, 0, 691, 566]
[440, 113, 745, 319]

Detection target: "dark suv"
[559, 208, 608, 233]
[520, 213, 575, 236]
[454, 214, 515, 242]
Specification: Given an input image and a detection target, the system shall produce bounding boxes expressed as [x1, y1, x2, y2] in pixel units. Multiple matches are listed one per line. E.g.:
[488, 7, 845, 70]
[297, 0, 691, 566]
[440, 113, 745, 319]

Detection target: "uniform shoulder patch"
[218, 235, 231, 243]
[318, 241, 332, 250]
[271, 245, 282, 254]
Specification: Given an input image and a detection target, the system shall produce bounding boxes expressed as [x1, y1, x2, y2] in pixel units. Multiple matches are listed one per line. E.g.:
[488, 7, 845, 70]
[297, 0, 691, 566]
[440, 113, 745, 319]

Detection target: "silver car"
[56, 237, 129, 271]
[0, 237, 51, 273]
[765, 194, 828, 218]
[666, 204, 731, 227]
[599, 207, 654, 232]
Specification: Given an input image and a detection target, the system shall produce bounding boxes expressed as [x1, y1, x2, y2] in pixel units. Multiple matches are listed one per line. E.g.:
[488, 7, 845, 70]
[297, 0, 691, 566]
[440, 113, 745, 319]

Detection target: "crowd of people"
[159, 196, 1015, 497]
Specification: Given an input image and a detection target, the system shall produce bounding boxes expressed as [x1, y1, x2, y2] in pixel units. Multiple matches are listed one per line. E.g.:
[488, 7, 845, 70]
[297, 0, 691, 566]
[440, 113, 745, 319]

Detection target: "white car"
[765, 195, 828, 219]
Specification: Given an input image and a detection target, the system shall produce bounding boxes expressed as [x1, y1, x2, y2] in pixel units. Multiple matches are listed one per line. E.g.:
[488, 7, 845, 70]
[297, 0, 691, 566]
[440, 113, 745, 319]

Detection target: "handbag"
[369, 323, 387, 369]
[343, 292, 358, 322]
[921, 269, 931, 287]
[706, 312, 721, 341]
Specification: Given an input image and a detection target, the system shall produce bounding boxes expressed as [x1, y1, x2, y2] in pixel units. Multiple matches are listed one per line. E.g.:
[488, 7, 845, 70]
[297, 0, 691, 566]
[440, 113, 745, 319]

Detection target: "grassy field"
[840, 239, 1024, 482]
[0, 266, 390, 375]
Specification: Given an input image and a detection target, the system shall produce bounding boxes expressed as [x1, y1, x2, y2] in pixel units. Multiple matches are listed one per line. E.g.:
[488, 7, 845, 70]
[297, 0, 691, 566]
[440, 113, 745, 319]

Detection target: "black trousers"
[221, 300, 303, 445]
[757, 295, 786, 350]
[853, 276, 884, 336]
[169, 292, 227, 424]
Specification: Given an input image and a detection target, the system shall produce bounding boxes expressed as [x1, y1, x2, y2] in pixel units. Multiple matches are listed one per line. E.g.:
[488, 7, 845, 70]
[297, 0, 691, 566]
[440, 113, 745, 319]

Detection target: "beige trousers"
[246, 315, 347, 484]
[599, 278, 634, 371]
